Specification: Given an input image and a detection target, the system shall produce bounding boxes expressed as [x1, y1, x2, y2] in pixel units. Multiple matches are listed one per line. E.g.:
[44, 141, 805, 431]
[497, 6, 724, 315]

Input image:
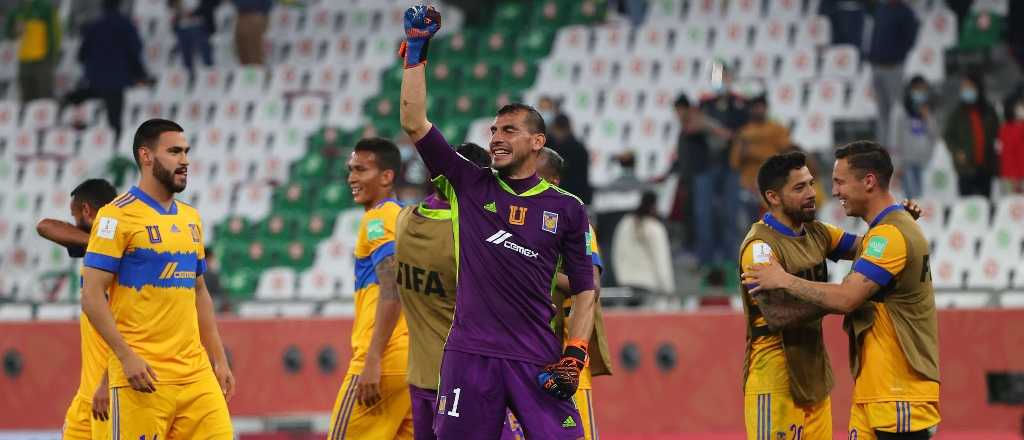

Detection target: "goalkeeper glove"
[537, 338, 588, 400]
[399, 5, 441, 69]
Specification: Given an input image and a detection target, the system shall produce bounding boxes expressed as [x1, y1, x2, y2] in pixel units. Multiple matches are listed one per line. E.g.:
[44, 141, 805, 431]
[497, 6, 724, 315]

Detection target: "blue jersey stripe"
[590, 252, 603, 270]
[852, 259, 894, 286]
[116, 248, 200, 290]
[197, 258, 207, 276]
[354, 256, 378, 291]
[829, 232, 858, 261]
[370, 241, 396, 267]
[84, 252, 121, 273]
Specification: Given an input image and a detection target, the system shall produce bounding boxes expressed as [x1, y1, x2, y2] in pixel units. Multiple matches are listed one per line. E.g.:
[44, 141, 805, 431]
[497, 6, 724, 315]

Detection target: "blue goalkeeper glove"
[537, 339, 588, 400]
[399, 5, 441, 69]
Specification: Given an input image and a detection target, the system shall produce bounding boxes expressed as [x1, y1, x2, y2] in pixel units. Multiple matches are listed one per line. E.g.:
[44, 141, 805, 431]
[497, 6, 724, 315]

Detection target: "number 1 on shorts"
[447, 388, 462, 417]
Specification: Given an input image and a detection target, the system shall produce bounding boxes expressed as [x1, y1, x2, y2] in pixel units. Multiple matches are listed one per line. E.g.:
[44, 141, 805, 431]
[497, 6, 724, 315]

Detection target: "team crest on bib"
[542, 211, 558, 234]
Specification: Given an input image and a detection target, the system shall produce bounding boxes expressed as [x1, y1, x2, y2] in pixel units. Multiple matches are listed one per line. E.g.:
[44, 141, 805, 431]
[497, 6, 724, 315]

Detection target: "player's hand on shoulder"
[215, 362, 236, 402]
[901, 199, 922, 220]
[742, 254, 788, 293]
[121, 351, 158, 393]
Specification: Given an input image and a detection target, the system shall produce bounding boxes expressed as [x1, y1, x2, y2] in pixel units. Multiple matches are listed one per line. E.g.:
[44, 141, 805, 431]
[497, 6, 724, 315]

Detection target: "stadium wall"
[1, 310, 1022, 436]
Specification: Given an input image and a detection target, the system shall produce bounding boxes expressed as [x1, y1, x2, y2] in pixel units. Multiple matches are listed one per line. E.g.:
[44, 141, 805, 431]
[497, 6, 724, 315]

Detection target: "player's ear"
[380, 169, 396, 186]
[532, 133, 546, 151]
[138, 146, 152, 167]
[764, 190, 780, 207]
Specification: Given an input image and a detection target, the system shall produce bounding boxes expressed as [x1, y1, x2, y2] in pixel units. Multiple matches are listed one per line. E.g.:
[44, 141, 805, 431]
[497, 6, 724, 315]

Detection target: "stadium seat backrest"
[195, 68, 229, 99]
[269, 8, 300, 38]
[710, 22, 751, 57]
[904, 44, 945, 83]
[593, 25, 630, 57]
[579, 57, 616, 87]
[779, 47, 817, 81]
[268, 65, 304, 96]
[979, 225, 1022, 261]
[41, 128, 75, 157]
[254, 98, 287, 130]
[791, 112, 833, 152]
[633, 25, 672, 57]
[930, 253, 966, 290]
[1000, 291, 1024, 308]
[601, 88, 641, 120]
[768, 80, 804, 120]
[229, 67, 267, 98]
[966, 255, 1012, 290]
[237, 302, 278, 318]
[922, 8, 957, 49]
[288, 96, 326, 130]
[332, 208, 364, 248]
[754, 19, 793, 53]
[822, 45, 860, 79]
[645, 0, 683, 23]
[298, 268, 337, 300]
[59, 100, 100, 128]
[155, 69, 190, 100]
[794, 15, 831, 48]
[304, 5, 339, 37]
[551, 26, 591, 61]
[0, 101, 18, 134]
[688, 0, 724, 21]
[585, 117, 626, 153]
[993, 195, 1024, 230]
[326, 94, 365, 130]
[725, 0, 763, 23]
[947, 196, 990, 234]
[22, 99, 58, 131]
[739, 52, 778, 80]
[0, 43, 17, 82]
[808, 78, 847, 117]
[195, 183, 231, 226]
[847, 72, 878, 119]
[236, 182, 273, 221]
[769, 0, 805, 21]
[255, 267, 297, 300]
[36, 304, 78, 321]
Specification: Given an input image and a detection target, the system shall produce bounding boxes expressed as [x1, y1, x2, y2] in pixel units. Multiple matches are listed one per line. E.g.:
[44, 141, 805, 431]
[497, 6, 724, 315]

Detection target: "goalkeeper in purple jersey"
[398, 5, 597, 439]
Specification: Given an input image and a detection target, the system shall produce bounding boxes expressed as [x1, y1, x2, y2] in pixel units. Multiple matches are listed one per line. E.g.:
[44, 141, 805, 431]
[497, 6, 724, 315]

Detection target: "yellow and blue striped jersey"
[852, 221, 940, 403]
[83, 186, 212, 388]
[348, 199, 409, 376]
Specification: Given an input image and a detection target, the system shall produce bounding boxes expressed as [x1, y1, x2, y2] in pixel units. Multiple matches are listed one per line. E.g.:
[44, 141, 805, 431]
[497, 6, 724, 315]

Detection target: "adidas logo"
[484, 201, 497, 213]
[170, 224, 181, 233]
[561, 416, 576, 428]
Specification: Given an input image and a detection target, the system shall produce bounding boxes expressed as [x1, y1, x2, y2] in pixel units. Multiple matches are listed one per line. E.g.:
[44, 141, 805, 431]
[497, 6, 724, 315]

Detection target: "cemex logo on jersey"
[485, 230, 539, 259]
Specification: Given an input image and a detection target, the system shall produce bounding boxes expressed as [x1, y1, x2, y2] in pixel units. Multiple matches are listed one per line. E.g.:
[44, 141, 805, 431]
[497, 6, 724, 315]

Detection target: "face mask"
[539, 111, 554, 124]
[960, 88, 977, 104]
[1016, 105, 1024, 121]
[910, 90, 928, 106]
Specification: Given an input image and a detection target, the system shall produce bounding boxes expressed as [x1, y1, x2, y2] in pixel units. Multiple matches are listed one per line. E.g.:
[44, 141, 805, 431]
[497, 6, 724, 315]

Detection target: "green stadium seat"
[515, 28, 555, 60]
[316, 181, 354, 211]
[447, 93, 486, 121]
[498, 60, 538, 92]
[461, 61, 500, 97]
[224, 268, 259, 298]
[531, 0, 569, 28]
[292, 152, 329, 183]
[259, 213, 299, 243]
[493, 2, 527, 29]
[301, 211, 336, 239]
[274, 182, 312, 214]
[214, 216, 250, 241]
[475, 31, 516, 65]
[438, 120, 470, 144]
[568, 0, 607, 25]
[434, 29, 480, 64]
[427, 61, 461, 96]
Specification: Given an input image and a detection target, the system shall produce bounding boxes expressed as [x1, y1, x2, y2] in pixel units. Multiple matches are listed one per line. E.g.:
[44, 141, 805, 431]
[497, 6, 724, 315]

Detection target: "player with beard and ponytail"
[737, 151, 920, 440]
[80, 119, 235, 439]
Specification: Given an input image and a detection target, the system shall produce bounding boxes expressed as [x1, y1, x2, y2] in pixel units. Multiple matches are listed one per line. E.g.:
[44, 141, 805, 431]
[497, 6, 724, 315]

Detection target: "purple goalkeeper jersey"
[415, 126, 595, 365]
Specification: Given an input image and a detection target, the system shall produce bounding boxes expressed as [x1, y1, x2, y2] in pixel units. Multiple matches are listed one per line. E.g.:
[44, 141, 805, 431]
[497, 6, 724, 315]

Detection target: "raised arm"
[399, 5, 441, 143]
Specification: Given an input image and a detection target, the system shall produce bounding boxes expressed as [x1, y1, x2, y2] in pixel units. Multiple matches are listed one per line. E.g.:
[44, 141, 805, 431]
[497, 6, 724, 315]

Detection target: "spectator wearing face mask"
[943, 73, 1001, 197]
[888, 76, 937, 199]
[998, 91, 1024, 194]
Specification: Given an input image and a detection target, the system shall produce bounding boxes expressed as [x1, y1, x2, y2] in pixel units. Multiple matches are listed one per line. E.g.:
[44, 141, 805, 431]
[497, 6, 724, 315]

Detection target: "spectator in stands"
[696, 64, 744, 270]
[944, 72, 1001, 197]
[169, 0, 218, 75]
[232, 0, 271, 65]
[731, 95, 791, 223]
[4, 0, 60, 102]
[548, 113, 593, 204]
[818, 0, 868, 47]
[999, 91, 1024, 194]
[1009, 1, 1024, 70]
[64, 0, 149, 137]
[888, 75, 938, 199]
[611, 191, 674, 300]
[605, 151, 647, 193]
[867, 0, 919, 144]
[537, 95, 559, 126]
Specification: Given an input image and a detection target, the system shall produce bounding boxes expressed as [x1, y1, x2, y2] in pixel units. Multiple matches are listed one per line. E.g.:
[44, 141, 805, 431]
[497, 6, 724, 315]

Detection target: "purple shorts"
[409, 385, 438, 440]
[433, 350, 584, 440]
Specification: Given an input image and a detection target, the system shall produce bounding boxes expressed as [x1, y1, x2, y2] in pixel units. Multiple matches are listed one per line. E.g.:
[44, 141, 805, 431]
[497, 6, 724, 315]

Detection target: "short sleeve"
[194, 217, 207, 276]
[852, 225, 907, 286]
[741, 240, 773, 292]
[83, 206, 131, 274]
[360, 203, 398, 267]
[822, 222, 857, 261]
[561, 202, 596, 295]
[587, 224, 603, 271]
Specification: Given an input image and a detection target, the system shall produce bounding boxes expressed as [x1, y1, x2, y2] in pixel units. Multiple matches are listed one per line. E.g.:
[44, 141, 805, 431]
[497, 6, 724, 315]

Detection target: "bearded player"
[399, 5, 596, 439]
[746, 142, 940, 439]
[80, 119, 234, 439]
[328, 137, 412, 439]
[36, 179, 118, 440]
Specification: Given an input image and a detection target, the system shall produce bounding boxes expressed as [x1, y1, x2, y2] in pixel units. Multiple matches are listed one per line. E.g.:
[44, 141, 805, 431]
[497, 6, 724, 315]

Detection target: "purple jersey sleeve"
[561, 201, 595, 295]
[414, 126, 487, 190]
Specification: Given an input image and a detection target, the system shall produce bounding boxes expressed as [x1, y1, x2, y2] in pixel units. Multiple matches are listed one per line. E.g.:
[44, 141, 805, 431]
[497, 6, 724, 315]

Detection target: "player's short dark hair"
[538, 147, 565, 180]
[757, 151, 807, 204]
[834, 140, 893, 189]
[71, 178, 118, 210]
[354, 137, 402, 174]
[132, 118, 184, 167]
[496, 103, 546, 135]
[456, 142, 491, 168]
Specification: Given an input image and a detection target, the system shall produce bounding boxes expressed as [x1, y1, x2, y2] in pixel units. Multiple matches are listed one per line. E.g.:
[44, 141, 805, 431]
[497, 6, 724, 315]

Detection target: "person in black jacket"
[548, 113, 594, 205]
[169, 0, 219, 74]
[868, 0, 919, 144]
[64, 0, 149, 137]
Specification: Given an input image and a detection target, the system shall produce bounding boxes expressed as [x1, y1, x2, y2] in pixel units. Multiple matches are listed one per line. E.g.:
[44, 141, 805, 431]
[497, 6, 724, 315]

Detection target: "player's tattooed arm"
[746, 257, 880, 313]
[754, 289, 828, 331]
[358, 254, 402, 407]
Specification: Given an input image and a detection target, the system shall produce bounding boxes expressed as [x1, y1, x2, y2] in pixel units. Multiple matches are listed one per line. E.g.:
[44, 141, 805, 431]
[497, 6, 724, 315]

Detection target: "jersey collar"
[373, 197, 403, 209]
[130, 186, 178, 215]
[493, 170, 549, 197]
[869, 204, 903, 227]
[762, 213, 803, 237]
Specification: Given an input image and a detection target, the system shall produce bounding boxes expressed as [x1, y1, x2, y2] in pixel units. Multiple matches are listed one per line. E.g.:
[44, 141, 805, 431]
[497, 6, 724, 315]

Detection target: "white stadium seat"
[22, 99, 58, 131]
[794, 15, 831, 48]
[688, 0, 724, 21]
[934, 292, 990, 309]
[550, 26, 591, 62]
[821, 45, 860, 79]
[0, 303, 32, 321]
[904, 44, 945, 83]
[946, 196, 990, 241]
[255, 267, 298, 300]
[36, 303, 79, 321]
[966, 255, 1012, 290]
[753, 19, 792, 53]
[791, 112, 833, 152]
[237, 302, 279, 319]
[807, 78, 847, 117]
[710, 22, 750, 57]
[779, 47, 817, 81]
[1000, 291, 1024, 308]
[930, 252, 967, 290]
[992, 195, 1024, 230]
[592, 25, 630, 57]
[725, 0, 763, 23]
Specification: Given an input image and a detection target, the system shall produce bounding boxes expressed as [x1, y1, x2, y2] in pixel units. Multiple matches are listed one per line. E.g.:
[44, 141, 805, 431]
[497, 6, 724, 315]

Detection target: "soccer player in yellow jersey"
[328, 138, 412, 439]
[746, 141, 940, 440]
[36, 179, 118, 440]
[80, 119, 235, 439]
